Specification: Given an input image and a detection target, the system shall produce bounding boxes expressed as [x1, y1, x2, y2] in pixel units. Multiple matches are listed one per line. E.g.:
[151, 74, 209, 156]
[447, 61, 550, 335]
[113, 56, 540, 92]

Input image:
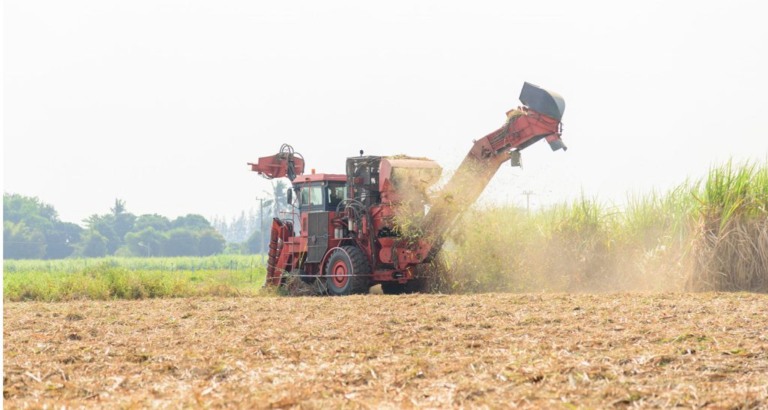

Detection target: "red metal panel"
[294, 173, 346, 183]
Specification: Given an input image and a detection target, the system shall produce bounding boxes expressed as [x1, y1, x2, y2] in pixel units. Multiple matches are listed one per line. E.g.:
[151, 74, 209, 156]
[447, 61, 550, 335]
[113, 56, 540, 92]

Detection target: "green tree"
[230, 212, 248, 243]
[171, 214, 213, 231]
[77, 230, 108, 257]
[81, 199, 137, 255]
[133, 214, 170, 232]
[198, 229, 226, 256]
[3, 193, 57, 231]
[125, 227, 165, 257]
[84, 214, 119, 254]
[111, 199, 136, 242]
[261, 180, 289, 218]
[3, 220, 46, 259]
[3, 193, 70, 259]
[163, 228, 199, 256]
[246, 228, 263, 254]
[44, 221, 83, 259]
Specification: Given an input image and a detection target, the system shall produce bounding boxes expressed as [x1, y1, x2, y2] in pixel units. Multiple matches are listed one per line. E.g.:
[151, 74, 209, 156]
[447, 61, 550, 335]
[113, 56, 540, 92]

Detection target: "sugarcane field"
[3, 293, 768, 408]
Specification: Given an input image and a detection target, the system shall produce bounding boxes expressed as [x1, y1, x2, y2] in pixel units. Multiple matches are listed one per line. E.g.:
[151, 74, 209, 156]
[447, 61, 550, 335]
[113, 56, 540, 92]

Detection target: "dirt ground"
[4, 293, 768, 409]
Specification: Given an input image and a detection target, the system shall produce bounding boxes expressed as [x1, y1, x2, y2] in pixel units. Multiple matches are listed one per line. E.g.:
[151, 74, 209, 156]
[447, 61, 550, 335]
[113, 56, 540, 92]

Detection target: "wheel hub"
[331, 260, 349, 288]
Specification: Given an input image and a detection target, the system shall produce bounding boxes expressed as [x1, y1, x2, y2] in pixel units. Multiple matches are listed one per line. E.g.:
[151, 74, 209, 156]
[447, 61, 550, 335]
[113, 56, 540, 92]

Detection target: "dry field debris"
[4, 293, 768, 409]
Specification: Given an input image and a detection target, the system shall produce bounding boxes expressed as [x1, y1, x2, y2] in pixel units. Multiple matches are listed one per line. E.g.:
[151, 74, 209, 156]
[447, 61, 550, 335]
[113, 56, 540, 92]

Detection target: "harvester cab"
[249, 82, 566, 295]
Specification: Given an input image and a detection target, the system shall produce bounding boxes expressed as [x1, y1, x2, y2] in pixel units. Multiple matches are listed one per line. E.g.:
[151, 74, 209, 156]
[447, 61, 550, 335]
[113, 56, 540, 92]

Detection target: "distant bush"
[3, 256, 267, 301]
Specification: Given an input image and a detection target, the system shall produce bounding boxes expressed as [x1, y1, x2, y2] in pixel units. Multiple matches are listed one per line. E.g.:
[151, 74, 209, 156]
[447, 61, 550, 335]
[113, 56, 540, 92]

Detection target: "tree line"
[3, 194, 228, 259]
[4, 181, 291, 260]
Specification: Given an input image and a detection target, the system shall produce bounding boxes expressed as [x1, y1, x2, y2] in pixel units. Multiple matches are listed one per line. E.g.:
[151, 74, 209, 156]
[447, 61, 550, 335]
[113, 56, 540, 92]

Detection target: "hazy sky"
[3, 0, 767, 225]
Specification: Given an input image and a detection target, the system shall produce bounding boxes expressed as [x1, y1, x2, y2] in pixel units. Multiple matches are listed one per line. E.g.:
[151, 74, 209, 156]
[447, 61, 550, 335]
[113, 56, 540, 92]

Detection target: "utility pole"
[259, 197, 265, 266]
[522, 190, 534, 213]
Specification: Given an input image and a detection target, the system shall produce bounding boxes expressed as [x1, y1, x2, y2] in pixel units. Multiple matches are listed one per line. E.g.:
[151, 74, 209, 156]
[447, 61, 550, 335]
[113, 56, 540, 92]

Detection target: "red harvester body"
[248, 82, 566, 295]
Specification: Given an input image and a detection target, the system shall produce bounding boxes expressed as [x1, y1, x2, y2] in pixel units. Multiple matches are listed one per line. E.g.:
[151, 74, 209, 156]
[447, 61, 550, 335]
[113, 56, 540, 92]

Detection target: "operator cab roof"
[293, 173, 346, 184]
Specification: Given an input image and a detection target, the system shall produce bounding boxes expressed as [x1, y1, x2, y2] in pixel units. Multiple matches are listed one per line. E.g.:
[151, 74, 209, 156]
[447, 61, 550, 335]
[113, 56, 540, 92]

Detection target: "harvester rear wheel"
[325, 246, 370, 296]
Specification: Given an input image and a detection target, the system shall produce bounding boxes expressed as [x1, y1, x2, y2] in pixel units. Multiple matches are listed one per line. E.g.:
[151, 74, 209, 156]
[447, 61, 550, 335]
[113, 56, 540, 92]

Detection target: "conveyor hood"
[519, 82, 566, 121]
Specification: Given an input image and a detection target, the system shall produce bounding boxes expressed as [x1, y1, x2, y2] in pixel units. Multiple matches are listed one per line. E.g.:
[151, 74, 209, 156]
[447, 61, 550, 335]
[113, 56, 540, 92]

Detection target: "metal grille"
[306, 212, 329, 263]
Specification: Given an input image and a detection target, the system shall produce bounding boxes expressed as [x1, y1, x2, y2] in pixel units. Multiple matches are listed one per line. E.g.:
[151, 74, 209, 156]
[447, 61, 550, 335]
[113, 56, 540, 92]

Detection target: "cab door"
[300, 183, 328, 264]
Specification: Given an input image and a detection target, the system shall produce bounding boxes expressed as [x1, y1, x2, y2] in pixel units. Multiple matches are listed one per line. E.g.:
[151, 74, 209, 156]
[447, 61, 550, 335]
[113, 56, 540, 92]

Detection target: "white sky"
[3, 0, 767, 225]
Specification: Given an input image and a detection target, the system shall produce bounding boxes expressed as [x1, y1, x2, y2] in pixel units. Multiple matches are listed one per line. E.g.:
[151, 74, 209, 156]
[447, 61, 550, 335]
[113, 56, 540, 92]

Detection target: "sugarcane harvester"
[249, 82, 566, 295]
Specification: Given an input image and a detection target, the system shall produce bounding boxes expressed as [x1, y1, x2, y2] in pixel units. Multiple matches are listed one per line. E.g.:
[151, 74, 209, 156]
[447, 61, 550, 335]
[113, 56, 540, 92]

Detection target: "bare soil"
[4, 293, 768, 409]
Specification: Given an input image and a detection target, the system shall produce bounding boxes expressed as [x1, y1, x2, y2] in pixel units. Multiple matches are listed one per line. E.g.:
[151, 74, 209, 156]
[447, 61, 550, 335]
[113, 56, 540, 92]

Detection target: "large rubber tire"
[325, 246, 371, 296]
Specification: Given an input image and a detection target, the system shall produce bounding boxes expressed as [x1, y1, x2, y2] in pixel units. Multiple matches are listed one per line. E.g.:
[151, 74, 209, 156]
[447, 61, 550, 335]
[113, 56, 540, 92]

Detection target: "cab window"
[309, 186, 323, 205]
[299, 185, 323, 206]
[300, 183, 345, 211]
[327, 185, 346, 209]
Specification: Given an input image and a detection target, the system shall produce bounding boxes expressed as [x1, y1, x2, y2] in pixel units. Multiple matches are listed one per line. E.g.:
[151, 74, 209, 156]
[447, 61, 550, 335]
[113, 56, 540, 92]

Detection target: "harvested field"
[4, 293, 768, 409]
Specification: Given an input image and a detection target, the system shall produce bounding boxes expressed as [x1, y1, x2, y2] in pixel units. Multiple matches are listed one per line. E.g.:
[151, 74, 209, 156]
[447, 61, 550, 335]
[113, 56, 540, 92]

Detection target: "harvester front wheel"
[325, 246, 370, 296]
